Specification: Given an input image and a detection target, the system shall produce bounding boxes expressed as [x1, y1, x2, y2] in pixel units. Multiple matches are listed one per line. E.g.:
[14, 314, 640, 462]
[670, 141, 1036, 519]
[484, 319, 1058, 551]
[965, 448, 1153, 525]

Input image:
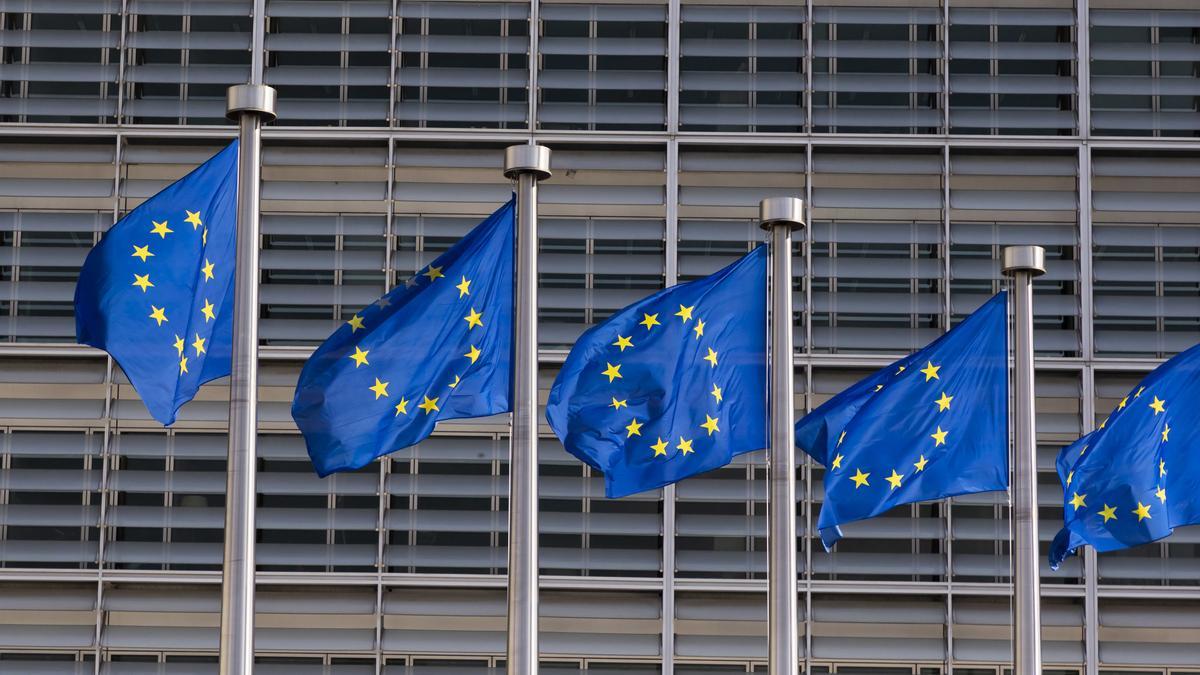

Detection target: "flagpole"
[503, 144, 552, 675]
[219, 82, 275, 675]
[1002, 245, 1046, 675]
[760, 197, 804, 675]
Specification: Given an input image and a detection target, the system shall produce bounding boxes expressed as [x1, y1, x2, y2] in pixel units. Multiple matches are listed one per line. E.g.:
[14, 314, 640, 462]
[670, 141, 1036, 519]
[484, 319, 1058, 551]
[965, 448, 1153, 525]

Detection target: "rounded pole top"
[1002, 245, 1047, 277]
[225, 84, 277, 122]
[504, 144, 552, 181]
[759, 197, 805, 231]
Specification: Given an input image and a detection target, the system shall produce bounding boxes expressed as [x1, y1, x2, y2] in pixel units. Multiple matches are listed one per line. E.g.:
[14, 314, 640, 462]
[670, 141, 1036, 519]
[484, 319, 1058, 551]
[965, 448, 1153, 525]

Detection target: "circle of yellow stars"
[604, 303, 723, 461]
[134, 209, 218, 378]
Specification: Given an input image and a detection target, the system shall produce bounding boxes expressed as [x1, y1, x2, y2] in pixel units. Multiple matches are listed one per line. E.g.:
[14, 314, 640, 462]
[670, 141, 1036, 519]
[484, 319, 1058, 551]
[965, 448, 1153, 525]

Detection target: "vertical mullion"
[802, 140, 814, 673]
[942, 141, 954, 675]
[666, 0, 680, 135]
[375, 134, 393, 673]
[1079, 137, 1099, 675]
[114, 0, 129, 125]
[804, 0, 813, 134]
[387, 0, 399, 128]
[528, 0, 541, 132]
[1075, 0, 1091, 138]
[661, 137, 679, 675]
[941, 0, 950, 135]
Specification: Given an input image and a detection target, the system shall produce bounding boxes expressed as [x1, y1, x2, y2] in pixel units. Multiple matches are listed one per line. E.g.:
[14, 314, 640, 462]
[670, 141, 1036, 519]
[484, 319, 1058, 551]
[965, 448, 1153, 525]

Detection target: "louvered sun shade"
[812, 5, 941, 134]
[0, 0, 120, 124]
[1091, 153, 1200, 357]
[948, 151, 1081, 357]
[947, 7, 1076, 135]
[679, 5, 805, 133]
[265, 2, 390, 127]
[0, 583, 97, 653]
[539, 4, 668, 131]
[1090, 9, 1200, 137]
[124, 0, 252, 125]
[952, 596, 1084, 667]
[811, 149, 941, 354]
[396, 2, 529, 129]
[1099, 599, 1200, 669]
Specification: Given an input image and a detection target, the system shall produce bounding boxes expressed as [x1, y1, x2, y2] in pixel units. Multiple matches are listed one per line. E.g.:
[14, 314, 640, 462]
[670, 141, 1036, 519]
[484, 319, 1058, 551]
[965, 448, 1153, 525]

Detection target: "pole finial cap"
[759, 197, 805, 231]
[226, 84, 277, 122]
[504, 145, 552, 180]
[1002, 245, 1047, 277]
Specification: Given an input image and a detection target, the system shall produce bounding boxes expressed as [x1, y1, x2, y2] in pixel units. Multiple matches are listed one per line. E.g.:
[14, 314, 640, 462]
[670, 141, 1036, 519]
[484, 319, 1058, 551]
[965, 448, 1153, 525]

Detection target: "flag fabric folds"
[547, 247, 767, 498]
[293, 200, 515, 477]
[1050, 343, 1200, 569]
[75, 141, 239, 426]
[796, 292, 1009, 549]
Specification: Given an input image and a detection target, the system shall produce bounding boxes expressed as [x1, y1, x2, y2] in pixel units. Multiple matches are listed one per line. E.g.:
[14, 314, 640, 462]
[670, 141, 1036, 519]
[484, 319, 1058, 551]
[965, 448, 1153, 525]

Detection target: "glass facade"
[0, 0, 1198, 672]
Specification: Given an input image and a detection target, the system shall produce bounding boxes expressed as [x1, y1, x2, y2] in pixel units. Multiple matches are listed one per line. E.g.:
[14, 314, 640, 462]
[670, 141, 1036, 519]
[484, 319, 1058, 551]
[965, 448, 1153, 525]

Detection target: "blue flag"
[547, 247, 767, 498]
[75, 141, 239, 426]
[1050, 343, 1200, 569]
[293, 200, 514, 477]
[796, 292, 1009, 549]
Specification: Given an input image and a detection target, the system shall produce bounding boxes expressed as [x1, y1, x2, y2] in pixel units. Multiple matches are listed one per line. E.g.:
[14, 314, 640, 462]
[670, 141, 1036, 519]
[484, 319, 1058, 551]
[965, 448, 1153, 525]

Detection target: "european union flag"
[547, 247, 767, 498]
[75, 141, 238, 426]
[796, 292, 1008, 549]
[1050, 343, 1200, 569]
[293, 200, 514, 476]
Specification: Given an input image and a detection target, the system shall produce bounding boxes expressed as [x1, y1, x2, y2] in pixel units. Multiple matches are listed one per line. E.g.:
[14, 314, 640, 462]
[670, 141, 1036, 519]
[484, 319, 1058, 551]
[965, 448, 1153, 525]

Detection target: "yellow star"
[1159, 459, 1167, 477]
[1070, 492, 1086, 510]
[131, 244, 154, 262]
[149, 305, 168, 326]
[693, 319, 705, 339]
[1156, 486, 1166, 504]
[178, 356, 188, 374]
[418, 395, 440, 414]
[132, 273, 154, 292]
[184, 210, 202, 229]
[375, 297, 391, 309]
[913, 455, 928, 472]
[464, 345, 481, 364]
[201, 299, 216, 322]
[613, 335, 633, 352]
[464, 307, 483, 330]
[885, 470, 903, 490]
[651, 437, 669, 457]
[1099, 504, 1117, 523]
[1133, 501, 1152, 521]
[874, 384, 884, 392]
[1162, 423, 1171, 443]
[930, 426, 948, 447]
[348, 346, 369, 368]
[1066, 470, 1074, 487]
[1118, 396, 1128, 410]
[676, 437, 694, 455]
[625, 418, 643, 438]
[150, 220, 173, 238]
[703, 347, 718, 368]
[173, 334, 185, 356]
[934, 392, 953, 412]
[1135, 386, 1145, 398]
[346, 315, 365, 332]
[838, 430, 846, 446]
[191, 333, 206, 356]
[394, 398, 409, 416]
[851, 469, 870, 488]
[832, 453, 844, 470]
[423, 265, 444, 281]
[610, 397, 627, 410]
[455, 276, 471, 298]
[202, 228, 207, 246]
[675, 304, 694, 322]
[919, 361, 940, 381]
[640, 313, 660, 330]
[448, 374, 461, 389]
[711, 384, 723, 403]
[700, 414, 720, 436]
[369, 378, 389, 399]
[201, 259, 215, 282]
[602, 362, 622, 383]
[1149, 396, 1166, 415]
[1099, 417, 1107, 429]
[896, 365, 906, 374]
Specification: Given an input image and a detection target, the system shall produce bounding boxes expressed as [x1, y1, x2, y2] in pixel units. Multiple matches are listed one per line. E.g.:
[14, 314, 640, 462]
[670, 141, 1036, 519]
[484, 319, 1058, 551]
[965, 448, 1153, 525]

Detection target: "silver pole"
[760, 197, 804, 675]
[503, 144, 552, 675]
[1002, 245, 1046, 675]
[219, 83, 276, 675]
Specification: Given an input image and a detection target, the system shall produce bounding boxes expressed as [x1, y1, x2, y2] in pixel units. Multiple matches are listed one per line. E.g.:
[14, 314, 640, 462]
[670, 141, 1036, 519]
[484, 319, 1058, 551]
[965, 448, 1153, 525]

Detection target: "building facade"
[1, 0, 1198, 672]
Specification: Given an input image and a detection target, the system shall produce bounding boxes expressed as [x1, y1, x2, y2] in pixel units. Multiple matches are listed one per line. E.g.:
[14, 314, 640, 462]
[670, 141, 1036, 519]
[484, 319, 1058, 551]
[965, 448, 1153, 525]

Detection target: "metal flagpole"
[218, 77, 276, 675]
[1002, 245, 1046, 675]
[503, 144, 552, 675]
[760, 197, 804, 675]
